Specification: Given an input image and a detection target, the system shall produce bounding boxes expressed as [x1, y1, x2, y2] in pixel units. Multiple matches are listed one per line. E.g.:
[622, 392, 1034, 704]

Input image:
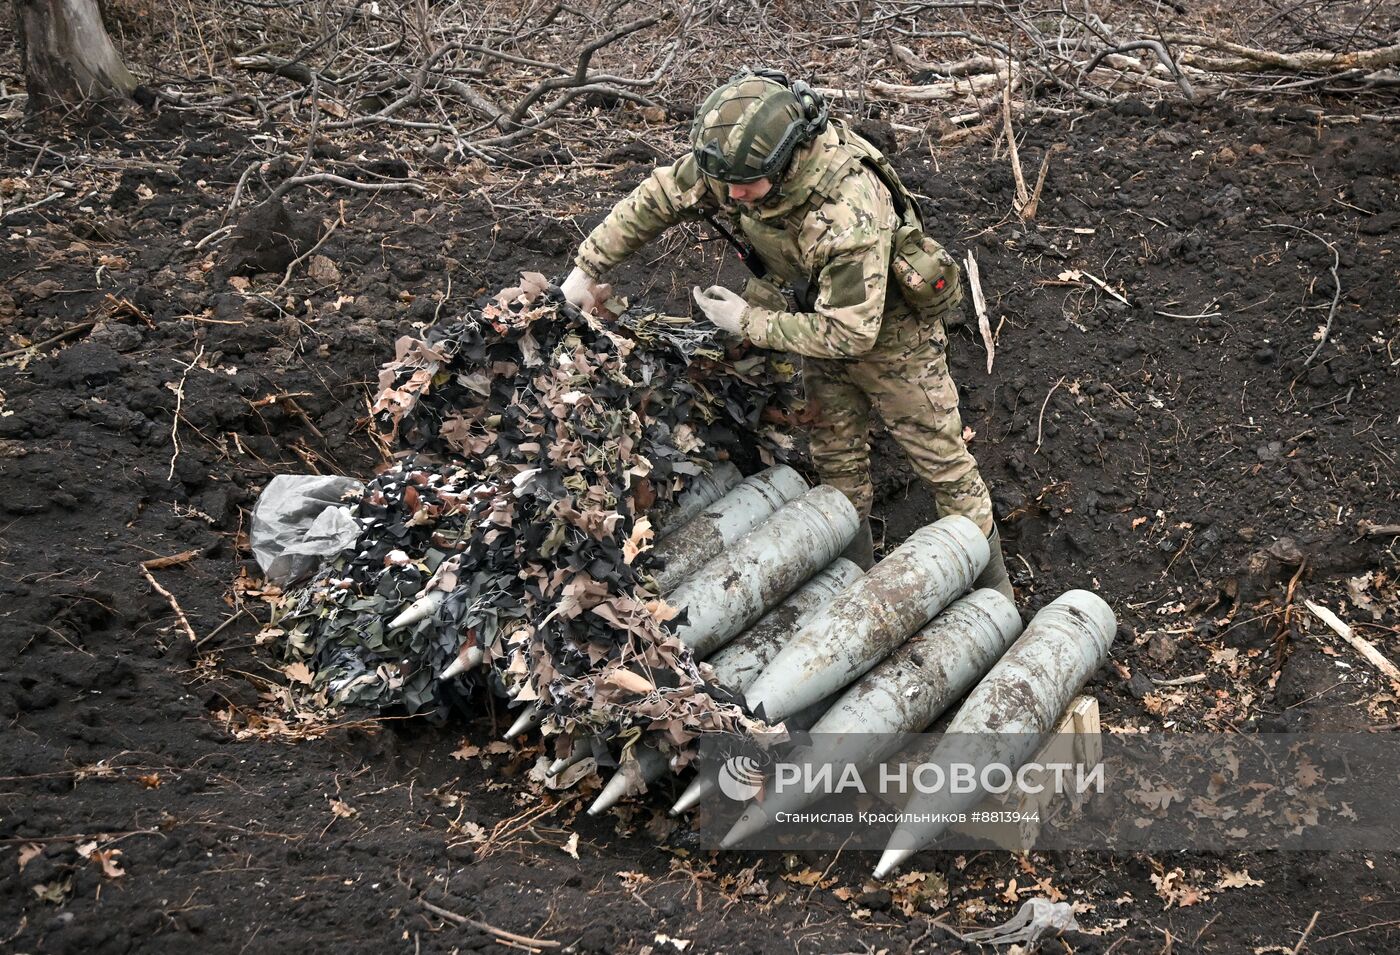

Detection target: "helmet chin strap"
[754, 131, 811, 208]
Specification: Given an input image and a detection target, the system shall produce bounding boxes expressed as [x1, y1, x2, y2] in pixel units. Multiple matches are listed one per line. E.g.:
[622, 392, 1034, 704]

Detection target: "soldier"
[560, 68, 1013, 599]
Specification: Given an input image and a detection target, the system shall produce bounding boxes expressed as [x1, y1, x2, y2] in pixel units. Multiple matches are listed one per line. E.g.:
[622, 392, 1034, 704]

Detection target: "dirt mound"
[1, 98, 1397, 953]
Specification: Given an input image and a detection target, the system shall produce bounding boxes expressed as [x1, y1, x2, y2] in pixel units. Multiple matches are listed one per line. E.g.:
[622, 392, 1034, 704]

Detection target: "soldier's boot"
[841, 518, 875, 571]
[975, 525, 1016, 604]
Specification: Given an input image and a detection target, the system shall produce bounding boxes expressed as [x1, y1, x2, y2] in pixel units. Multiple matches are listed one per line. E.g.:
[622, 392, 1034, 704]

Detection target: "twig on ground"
[1292, 910, 1321, 954]
[0, 321, 96, 360]
[964, 251, 995, 374]
[1080, 270, 1132, 306]
[167, 345, 205, 481]
[2, 190, 64, 217]
[1023, 143, 1067, 221]
[268, 172, 426, 200]
[197, 608, 253, 648]
[1306, 600, 1400, 692]
[275, 200, 347, 293]
[1152, 673, 1207, 686]
[141, 550, 200, 570]
[1035, 376, 1067, 454]
[1001, 79, 1031, 216]
[139, 560, 198, 642]
[418, 899, 560, 948]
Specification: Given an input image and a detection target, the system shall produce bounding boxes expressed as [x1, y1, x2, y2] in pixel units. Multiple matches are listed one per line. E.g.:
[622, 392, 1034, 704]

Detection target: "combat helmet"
[690, 68, 829, 184]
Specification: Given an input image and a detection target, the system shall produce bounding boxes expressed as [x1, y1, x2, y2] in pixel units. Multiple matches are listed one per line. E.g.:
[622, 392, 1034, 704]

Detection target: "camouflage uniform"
[574, 122, 994, 534]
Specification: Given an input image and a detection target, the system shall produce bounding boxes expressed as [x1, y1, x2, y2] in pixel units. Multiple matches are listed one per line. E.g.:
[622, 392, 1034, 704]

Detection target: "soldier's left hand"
[692, 285, 746, 335]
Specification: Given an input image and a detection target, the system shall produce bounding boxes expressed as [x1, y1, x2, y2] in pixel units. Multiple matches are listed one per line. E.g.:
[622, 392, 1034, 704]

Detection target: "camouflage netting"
[271, 274, 804, 758]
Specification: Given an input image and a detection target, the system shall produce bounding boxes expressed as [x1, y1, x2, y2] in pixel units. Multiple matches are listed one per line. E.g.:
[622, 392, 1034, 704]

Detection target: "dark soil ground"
[2, 94, 1397, 954]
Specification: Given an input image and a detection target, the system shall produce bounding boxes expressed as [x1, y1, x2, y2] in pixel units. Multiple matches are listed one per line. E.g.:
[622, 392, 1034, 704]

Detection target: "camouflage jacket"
[575, 122, 926, 361]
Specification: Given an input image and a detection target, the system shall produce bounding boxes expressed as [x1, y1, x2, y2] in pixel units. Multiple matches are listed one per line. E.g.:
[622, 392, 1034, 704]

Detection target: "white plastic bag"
[961, 898, 1078, 947]
[251, 474, 363, 584]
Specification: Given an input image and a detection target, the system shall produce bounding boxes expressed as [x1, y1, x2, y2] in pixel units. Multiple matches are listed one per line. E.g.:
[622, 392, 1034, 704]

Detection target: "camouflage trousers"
[803, 314, 994, 534]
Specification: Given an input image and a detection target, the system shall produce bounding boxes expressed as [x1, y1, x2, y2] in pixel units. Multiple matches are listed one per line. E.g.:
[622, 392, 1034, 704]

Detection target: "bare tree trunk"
[13, 0, 137, 115]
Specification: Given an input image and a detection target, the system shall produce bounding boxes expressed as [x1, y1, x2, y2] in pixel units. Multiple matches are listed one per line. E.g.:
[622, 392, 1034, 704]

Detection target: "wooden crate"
[949, 695, 1101, 850]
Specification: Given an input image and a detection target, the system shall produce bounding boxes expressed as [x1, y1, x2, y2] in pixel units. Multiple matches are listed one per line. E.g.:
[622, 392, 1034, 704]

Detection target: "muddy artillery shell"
[592, 693, 838, 816]
[744, 515, 990, 723]
[650, 465, 809, 594]
[589, 745, 670, 815]
[668, 486, 860, 658]
[873, 589, 1116, 879]
[668, 559, 864, 816]
[588, 560, 864, 816]
[719, 589, 1021, 845]
[653, 461, 743, 541]
[705, 559, 865, 693]
[546, 741, 595, 778]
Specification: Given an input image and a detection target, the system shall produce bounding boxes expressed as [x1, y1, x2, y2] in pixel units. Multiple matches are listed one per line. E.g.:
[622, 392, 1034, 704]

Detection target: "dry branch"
[1306, 600, 1400, 693]
[1164, 36, 1400, 74]
[139, 562, 198, 642]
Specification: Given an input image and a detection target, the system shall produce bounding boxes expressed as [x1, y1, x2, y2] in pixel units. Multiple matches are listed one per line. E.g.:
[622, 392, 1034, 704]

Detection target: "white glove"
[692, 285, 747, 335]
[560, 266, 609, 314]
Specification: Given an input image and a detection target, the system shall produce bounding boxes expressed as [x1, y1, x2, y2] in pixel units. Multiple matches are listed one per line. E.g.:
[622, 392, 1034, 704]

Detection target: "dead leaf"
[1150, 867, 1204, 909]
[283, 661, 314, 685]
[561, 832, 580, 859]
[454, 820, 488, 843]
[783, 867, 824, 887]
[32, 880, 72, 904]
[17, 844, 42, 871]
[451, 741, 481, 761]
[623, 517, 654, 564]
[1217, 870, 1264, 890]
[77, 841, 125, 878]
[308, 255, 341, 286]
[136, 773, 163, 789]
[329, 797, 358, 818]
[601, 668, 655, 696]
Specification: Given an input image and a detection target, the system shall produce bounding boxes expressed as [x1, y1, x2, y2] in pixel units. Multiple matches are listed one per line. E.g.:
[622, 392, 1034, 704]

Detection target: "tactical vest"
[739, 123, 964, 318]
[827, 126, 964, 317]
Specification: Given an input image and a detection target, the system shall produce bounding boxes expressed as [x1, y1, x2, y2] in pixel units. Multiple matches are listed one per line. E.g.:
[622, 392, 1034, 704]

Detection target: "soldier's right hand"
[560, 266, 610, 315]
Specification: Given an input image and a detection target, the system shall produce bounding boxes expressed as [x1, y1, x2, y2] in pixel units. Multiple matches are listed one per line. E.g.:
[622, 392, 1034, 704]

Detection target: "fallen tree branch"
[1164, 35, 1400, 73]
[232, 54, 342, 88]
[503, 12, 670, 130]
[268, 172, 425, 201]
[1083, 40, 1198, 100]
